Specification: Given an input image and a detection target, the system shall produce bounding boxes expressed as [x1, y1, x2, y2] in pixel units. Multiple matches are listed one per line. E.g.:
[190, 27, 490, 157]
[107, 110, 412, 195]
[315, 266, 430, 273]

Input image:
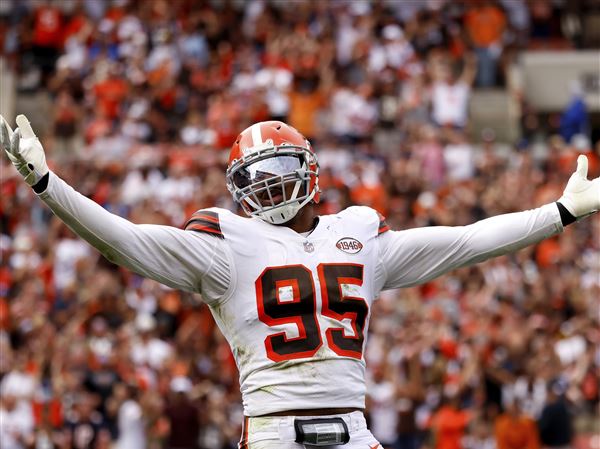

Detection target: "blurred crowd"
[1, 0, 599, 448]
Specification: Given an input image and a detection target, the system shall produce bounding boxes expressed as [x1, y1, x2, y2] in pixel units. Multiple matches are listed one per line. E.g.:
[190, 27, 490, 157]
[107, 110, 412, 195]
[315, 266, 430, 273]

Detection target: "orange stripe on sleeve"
[377, 212, 390, 235]
[186, 224, 224, 237]
[191, 213, 220, 224]
[378, 224, 390, 234]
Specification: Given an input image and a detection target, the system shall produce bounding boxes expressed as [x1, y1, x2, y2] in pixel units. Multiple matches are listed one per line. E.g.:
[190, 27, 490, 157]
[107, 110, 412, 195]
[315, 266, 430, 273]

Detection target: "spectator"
[0, 353, 37, 406]
[115, 384, 146, 449]
[494, 399, 540, 449]
[368, 24, 414, 73]
[464, 419, 496, 449]
[30, 0, 63, 86]
[559, 80, 589, 144]
[52, 89, 82, 162]
[537, 382, 574, 449]
[430, 52, 476, 128]
[464, 0, 507, 87]
[395, 349, 425, 449]
[164, 377, 200, 449]
[130, 313, 173, 370]
[0, 393, 35, 449]
[64, 394, 107, 449]
[367, 364, 399, 448]
[288, 58, 332, 141]
[429, 389, 472, 449]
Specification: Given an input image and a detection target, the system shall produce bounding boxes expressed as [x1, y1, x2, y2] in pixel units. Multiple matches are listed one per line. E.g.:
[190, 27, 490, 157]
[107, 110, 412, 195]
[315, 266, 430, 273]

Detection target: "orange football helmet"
[226, 121, 320, 224]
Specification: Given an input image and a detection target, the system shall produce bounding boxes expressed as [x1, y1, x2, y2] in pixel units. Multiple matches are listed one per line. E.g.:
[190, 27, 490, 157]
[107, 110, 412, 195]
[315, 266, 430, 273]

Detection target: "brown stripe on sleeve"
[184, 210, 224, 238]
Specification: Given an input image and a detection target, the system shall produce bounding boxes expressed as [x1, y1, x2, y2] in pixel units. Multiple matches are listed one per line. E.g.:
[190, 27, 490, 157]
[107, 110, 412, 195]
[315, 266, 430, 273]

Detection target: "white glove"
[1, 114, 49, 187]
[558, 154, 600, 219]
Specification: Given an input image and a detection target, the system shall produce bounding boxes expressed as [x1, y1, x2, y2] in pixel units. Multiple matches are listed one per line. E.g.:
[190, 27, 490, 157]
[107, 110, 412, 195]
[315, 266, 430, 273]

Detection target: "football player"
[2, 116, 599, 449]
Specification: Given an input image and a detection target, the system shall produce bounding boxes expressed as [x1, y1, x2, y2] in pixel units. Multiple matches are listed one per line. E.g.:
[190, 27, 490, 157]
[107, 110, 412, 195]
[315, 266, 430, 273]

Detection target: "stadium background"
[0, 0, 599, 448]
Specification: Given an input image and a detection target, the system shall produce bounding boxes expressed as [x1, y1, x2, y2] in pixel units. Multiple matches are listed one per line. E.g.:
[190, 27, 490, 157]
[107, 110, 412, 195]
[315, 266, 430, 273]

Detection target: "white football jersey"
[192, 206, 387, 416]
[38, 172, 564, 416]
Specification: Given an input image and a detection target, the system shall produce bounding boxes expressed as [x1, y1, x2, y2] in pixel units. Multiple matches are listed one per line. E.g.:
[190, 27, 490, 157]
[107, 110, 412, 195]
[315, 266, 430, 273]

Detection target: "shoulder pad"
[339, 206, 390, 237]
[184, 209, 224, 239]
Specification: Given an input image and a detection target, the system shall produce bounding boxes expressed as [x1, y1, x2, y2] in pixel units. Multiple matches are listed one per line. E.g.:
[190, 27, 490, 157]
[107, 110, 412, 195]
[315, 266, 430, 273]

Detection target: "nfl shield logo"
[303, 241, 314, 253]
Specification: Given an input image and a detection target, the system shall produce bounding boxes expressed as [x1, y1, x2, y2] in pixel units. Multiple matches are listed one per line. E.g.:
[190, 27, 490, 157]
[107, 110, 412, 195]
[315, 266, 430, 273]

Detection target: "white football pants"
[238, 411, 382, 449]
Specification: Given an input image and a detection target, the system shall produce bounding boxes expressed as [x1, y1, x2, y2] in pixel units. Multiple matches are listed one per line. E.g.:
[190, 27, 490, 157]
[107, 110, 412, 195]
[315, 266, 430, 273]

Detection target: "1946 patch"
[336, 237, 363, 254]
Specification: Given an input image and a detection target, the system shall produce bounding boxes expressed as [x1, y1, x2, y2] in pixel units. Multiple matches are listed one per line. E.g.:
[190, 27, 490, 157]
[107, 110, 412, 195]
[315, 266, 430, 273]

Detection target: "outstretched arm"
[378, 156, 599, 290]
[1, 115, 231, 300]
[378, 203, 563, 289]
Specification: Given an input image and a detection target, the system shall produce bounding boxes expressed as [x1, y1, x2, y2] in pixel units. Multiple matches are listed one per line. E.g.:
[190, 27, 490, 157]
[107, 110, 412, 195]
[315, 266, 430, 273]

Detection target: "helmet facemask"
[226, 144, 319, 224]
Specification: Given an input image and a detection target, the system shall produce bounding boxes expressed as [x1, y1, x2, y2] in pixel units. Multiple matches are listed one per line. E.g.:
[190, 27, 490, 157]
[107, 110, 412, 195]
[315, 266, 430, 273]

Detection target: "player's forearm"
[381, 203, 563, 288]
[36, 172, 200, 290]
[450, 202, 563, 264]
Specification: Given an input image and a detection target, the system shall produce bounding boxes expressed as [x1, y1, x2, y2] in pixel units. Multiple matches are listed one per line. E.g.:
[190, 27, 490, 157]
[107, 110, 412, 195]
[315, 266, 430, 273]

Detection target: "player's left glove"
[558, 154, 600, 219]
[1, 114, 49, 187]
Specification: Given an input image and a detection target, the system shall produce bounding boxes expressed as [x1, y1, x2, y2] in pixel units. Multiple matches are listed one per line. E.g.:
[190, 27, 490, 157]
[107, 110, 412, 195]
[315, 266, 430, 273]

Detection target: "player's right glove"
[1, 114, 49, 187]
[558, 154, 600, 219]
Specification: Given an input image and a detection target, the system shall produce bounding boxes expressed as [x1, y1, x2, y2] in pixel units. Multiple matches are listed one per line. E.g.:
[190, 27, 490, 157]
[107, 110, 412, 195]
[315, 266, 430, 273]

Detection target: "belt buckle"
[294, 417, 350, 446]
